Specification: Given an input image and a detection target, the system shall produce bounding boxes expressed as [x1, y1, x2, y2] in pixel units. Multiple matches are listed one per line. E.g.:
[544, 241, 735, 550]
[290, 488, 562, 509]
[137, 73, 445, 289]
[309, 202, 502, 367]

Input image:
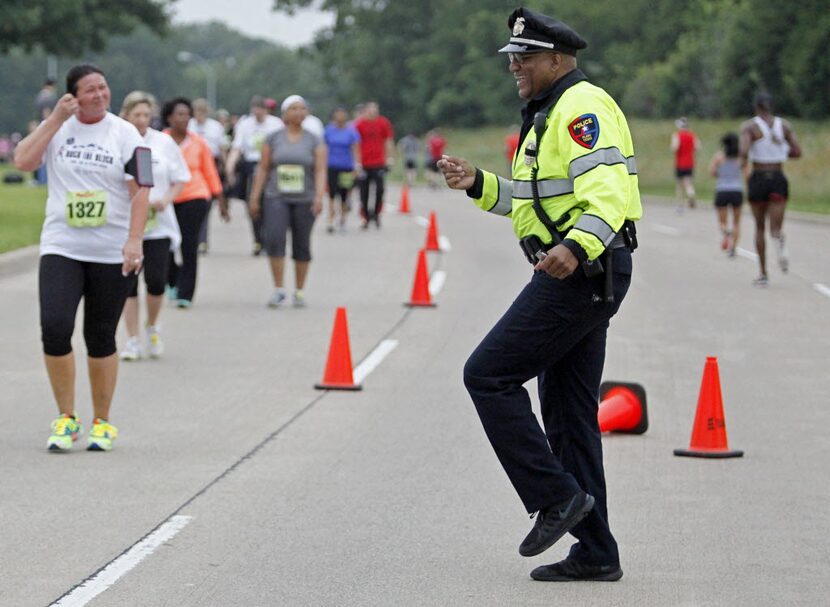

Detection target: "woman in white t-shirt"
[119, 91, 190, 361]
[13, 64, 151, 452]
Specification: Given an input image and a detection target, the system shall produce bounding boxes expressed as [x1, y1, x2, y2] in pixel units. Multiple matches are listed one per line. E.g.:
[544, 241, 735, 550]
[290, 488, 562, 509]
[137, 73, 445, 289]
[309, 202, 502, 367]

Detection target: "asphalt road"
[1, 187, 828, 607]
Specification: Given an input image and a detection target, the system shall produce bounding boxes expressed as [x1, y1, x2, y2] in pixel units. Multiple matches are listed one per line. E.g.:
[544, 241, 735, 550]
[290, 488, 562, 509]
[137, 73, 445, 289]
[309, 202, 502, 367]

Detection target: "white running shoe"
[775, 235, 789, 273]
[120, 336, 143, 361]
[293, 290, 306, 308]
[267, 288, 287, 308]
[146, 325, 164, 359]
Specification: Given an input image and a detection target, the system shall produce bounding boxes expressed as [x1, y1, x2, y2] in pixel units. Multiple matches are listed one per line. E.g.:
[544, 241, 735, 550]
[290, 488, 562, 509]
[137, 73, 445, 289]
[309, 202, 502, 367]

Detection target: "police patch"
[568, 114, 600, 149]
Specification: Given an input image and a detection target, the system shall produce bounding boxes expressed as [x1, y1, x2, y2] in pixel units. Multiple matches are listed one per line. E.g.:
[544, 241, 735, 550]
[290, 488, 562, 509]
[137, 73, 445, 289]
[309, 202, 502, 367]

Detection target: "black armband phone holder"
[125, 146, 154, 187]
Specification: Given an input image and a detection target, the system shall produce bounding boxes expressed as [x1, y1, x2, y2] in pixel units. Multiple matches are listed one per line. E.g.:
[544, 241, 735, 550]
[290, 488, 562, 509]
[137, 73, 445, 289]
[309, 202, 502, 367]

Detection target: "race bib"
[337, 171, 355, 189]
[145, 207, 159, 233]
[66, 190, 107, 228]
[252, 133, 265, 153]
[276, 164, 305, 193]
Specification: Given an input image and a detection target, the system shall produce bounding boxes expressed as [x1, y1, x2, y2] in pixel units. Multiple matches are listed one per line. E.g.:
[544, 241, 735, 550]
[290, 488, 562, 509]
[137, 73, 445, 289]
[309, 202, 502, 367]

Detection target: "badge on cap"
[568, 114, 600, 149]
[513, 17, 525, 36]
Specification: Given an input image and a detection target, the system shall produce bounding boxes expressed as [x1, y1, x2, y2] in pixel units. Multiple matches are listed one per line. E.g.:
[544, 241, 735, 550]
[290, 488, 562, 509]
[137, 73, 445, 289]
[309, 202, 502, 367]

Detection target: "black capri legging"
[39, 254, 132, 358]
[128, 238, 171, 297]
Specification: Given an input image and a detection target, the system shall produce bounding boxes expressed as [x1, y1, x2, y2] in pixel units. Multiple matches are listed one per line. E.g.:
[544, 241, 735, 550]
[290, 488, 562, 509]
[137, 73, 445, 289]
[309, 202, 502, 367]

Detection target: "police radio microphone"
[533, 112, 547, 139]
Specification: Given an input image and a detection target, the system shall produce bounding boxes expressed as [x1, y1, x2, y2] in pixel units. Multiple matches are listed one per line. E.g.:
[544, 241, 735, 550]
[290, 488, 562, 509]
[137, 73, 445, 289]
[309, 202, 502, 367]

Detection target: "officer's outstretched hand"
[534, 243, 579, 279]
[437, 155, 475, 190]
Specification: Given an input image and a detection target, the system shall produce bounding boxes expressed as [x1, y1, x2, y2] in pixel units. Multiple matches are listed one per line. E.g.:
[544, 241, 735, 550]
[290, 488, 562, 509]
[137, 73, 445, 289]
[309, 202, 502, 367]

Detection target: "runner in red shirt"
[671, 117, 701, 209]
[354, 101, 394, 228]
[425, 128, 447, 188]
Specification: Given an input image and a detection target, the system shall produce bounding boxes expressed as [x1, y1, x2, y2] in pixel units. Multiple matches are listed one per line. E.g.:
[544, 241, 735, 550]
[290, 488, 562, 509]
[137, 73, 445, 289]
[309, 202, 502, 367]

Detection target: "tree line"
[1, 0, 827, 135]
[278, 0, 829, 132]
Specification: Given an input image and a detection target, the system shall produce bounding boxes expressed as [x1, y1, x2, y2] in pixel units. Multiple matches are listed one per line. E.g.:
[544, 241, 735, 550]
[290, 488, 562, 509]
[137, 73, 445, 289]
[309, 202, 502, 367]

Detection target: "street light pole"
[177, 51, 217, 110]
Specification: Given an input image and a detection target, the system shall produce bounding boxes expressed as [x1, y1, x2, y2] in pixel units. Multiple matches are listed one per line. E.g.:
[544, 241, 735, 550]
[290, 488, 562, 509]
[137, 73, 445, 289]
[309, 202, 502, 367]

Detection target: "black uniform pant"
[463, 248, 632, 566]
[359, 166, 386, 220]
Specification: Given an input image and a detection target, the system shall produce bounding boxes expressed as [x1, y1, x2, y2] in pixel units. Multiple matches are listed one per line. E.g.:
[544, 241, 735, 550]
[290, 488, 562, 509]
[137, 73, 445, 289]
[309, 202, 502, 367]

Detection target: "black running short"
[748, 170, 788, 203]
[714, 191, 743, 208]
[675, 168, 693, 178]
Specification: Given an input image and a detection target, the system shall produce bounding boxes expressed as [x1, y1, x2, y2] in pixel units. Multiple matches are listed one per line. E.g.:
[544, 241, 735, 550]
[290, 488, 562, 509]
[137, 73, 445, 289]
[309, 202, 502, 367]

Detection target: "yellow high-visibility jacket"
[471, 78, 642, 261]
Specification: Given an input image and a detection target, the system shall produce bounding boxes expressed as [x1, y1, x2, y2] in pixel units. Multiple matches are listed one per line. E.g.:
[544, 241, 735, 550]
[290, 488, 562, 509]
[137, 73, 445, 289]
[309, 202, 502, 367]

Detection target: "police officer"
[438, 8, 641, 582]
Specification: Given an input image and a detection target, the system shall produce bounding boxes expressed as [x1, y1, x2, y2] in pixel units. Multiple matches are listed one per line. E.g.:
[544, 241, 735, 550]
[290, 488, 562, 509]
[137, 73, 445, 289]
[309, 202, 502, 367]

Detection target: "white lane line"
[651, 224, 681, 236]
[414, 215, 429, 227]
[51, 515, 193, 607]
[735, 247, 759, 261]
[813, 283, 830, 299]
[352, 339, 399, 385]
[429, 270, 447, 296]
[438, 235, 452, 252]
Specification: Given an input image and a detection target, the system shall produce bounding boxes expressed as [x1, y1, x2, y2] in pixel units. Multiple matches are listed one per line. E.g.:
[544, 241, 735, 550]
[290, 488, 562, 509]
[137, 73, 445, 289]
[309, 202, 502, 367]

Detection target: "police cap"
[498, 7, 587, 56]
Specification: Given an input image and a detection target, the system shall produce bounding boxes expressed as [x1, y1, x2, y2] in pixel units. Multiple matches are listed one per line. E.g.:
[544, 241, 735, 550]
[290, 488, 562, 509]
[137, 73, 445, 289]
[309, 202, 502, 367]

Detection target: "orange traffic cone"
[598, 381, 648, 434]
[674, 357, 743, 458]
[399, 185, 411, 214]
[404, 249, 436, 307]
[424, 211, 441, 251]
[314, 307, 362, 391]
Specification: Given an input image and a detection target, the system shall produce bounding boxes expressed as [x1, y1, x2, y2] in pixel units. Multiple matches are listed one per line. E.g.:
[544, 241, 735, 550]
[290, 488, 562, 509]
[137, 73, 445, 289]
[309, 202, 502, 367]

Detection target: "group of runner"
[13, 62, 802, 455]
[672, 93, 802, 286]
[13, 62, 407, 452]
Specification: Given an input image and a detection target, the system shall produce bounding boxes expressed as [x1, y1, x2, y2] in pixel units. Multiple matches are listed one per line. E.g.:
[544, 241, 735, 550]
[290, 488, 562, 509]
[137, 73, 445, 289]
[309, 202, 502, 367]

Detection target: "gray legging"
[261, 197, 316, 261]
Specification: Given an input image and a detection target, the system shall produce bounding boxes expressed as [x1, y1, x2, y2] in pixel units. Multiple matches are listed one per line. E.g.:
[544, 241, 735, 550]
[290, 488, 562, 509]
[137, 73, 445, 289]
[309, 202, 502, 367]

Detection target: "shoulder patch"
[568, 114, 600, 149]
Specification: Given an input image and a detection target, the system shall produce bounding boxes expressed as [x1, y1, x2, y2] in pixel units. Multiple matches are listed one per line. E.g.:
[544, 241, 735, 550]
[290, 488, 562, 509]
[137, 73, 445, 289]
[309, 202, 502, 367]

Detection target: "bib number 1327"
[66, 190, 108, 228]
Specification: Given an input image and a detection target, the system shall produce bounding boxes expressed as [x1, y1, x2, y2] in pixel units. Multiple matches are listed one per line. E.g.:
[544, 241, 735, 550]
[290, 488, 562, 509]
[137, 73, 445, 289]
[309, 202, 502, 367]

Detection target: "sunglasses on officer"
[507, 51, 547, 65]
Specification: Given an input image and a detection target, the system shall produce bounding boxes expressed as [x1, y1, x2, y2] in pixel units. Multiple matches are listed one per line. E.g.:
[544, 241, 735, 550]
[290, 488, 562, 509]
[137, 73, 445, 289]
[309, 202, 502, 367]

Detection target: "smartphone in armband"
[125, 146, 154, 187]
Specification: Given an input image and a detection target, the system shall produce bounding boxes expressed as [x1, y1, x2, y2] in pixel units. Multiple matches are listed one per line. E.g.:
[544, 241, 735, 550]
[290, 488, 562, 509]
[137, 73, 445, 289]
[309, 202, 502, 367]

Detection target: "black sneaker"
[518, 491, 595, 557]
[531, 558, 623, 582]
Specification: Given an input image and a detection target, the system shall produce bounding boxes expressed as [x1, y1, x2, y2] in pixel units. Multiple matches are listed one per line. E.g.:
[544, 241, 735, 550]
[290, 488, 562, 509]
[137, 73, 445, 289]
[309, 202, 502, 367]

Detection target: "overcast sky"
[172, 0, 334, 47]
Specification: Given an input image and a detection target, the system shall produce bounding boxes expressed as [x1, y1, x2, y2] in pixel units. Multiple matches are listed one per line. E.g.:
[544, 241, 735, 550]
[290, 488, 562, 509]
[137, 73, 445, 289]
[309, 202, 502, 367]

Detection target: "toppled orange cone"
[598, 381, 648, 434]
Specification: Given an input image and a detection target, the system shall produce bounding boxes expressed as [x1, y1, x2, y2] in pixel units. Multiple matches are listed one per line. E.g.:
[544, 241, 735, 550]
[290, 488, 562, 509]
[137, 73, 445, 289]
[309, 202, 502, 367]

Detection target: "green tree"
[0, 0, 173, 55]
[273, 0, 830, 123]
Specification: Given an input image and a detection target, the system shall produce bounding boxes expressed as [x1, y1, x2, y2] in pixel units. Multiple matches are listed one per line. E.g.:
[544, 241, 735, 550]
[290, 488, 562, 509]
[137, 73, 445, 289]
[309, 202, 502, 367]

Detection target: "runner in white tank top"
[739, 92, 802, 287]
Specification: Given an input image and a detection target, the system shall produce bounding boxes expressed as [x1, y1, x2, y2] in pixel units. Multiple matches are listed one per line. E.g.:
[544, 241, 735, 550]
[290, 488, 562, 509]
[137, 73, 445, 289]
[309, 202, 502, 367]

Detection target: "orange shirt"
[164, 130, 222, 202]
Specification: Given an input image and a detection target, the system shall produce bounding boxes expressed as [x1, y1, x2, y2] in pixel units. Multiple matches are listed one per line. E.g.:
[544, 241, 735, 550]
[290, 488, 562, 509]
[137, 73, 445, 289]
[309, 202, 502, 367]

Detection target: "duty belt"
[518, 220, 638, 303]
[518, 221, 636, 266]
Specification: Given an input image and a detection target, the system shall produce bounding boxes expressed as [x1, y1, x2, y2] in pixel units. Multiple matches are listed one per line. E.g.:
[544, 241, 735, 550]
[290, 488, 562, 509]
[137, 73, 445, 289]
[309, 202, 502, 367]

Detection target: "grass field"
[1, 118, 827, 255]
[0, 164, 46, 254]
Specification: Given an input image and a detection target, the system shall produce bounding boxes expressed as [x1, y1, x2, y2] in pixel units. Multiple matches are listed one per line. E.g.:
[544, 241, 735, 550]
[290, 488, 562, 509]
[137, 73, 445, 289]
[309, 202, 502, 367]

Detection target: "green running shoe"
[47, 414, 82, 452]
[87, 418, 118, 451]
